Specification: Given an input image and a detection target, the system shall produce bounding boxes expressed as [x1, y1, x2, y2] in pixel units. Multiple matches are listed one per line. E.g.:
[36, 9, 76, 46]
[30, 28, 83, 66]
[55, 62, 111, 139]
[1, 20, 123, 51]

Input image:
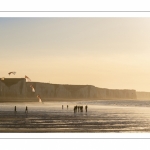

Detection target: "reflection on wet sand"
[0, 100, 150, 132]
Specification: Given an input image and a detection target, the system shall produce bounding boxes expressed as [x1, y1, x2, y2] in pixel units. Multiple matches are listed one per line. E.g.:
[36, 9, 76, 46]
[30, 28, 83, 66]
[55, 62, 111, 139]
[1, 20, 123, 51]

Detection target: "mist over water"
[0, 100, 150, 132]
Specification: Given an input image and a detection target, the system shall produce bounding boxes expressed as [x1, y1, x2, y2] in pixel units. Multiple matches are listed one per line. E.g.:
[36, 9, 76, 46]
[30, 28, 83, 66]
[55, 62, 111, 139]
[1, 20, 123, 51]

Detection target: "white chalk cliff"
[0, 78, 138, 100]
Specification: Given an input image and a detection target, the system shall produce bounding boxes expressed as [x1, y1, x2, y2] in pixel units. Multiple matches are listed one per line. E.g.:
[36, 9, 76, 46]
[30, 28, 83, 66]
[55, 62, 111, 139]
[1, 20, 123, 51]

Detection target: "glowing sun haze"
[0, 17, 150, 91]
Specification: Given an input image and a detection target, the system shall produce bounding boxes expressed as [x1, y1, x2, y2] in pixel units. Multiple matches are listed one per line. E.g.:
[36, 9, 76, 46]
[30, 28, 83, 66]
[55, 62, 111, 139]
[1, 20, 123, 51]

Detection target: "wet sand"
[0, 100, 150, 132]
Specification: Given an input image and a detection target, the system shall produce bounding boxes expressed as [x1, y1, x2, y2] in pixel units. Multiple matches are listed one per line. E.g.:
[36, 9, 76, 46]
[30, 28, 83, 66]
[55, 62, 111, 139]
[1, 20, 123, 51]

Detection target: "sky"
[0, 17, 150, 91]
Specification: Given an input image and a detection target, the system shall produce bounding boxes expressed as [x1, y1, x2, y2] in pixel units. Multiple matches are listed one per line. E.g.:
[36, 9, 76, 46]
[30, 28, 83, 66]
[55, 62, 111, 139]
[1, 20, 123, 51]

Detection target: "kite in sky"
[8, 72, 16, 75]
[30, 84, 35, 92]
[25, 75, 31, 82]
[37, 95, 42, 103]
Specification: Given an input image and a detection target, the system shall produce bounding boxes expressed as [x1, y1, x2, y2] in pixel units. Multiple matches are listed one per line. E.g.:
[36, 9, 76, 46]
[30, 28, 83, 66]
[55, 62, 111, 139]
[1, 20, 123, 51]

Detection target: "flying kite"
[30, 84, 35, 92]
[25, 75, 31, 82]
[37, 94, 42, 103]
[8, 72, 16, 75]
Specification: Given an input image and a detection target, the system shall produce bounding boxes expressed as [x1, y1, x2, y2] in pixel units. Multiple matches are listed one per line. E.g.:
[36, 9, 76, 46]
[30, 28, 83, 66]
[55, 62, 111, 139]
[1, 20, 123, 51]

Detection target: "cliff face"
[89, 86, 136, 99]
[0, 78, 137, 100]
[0, 78, 26, 97]
[27, 83, 137, 99]
[136, 92, 150, 100]
[90, 86, 136, 99]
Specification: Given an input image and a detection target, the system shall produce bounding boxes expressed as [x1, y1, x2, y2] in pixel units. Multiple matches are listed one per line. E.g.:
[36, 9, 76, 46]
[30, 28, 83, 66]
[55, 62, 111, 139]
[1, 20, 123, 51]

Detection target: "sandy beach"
[0, 100, 150, 132]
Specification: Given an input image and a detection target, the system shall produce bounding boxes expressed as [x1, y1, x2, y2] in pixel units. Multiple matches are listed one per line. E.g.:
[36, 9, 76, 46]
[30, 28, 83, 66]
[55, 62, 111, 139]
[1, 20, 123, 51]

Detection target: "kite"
[8, 72, 16, 75]
[30, 84, 35, 92]
[1, 77, 4, 80]
[25, 75, 31, 82]
[37, 94, 42, 103]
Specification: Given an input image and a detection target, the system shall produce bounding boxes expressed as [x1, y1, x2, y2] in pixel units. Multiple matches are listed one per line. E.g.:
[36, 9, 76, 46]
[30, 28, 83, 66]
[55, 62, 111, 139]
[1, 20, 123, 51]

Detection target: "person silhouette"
[85, 105, 88, 112]
[25, 106, 28, 113]
[14, 106, 17, 113]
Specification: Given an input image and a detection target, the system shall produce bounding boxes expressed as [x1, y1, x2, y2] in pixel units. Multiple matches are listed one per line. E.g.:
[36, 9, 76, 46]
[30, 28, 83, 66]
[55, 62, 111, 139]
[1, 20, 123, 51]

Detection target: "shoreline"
[0, 98, 149, 103]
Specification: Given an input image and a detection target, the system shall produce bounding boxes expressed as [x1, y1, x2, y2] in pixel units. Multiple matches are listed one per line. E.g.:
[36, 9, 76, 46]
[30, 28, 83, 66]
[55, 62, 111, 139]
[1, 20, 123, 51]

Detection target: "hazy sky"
[0, 17, 150, 91]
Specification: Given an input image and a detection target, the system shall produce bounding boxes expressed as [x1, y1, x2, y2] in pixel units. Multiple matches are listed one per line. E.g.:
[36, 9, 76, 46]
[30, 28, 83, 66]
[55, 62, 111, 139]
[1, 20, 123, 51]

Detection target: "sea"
[0, 100, 150, 132]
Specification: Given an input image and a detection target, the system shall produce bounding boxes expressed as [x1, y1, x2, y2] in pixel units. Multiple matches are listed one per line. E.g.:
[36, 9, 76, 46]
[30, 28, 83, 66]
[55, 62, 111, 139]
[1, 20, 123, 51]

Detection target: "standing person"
[25, 106, 28, 113]
[74, 106, 76, 113]
[85, 105, 88, 112]
[14, 106, 17, 113]
[78, 106, 79, 112]
[81, 106, 83, 112]
[67, 105, 68, 109]
[62, 105, 63, 109]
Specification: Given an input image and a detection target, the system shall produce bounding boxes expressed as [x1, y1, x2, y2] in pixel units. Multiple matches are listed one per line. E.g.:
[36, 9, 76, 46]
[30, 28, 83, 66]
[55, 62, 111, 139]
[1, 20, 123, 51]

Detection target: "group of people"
[14, 106, 28, 113]
[14, 104, 88, 114]
[62, 104, 88, 113]
[62, 105, 69, 109]
[74, 105, 88, 113]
